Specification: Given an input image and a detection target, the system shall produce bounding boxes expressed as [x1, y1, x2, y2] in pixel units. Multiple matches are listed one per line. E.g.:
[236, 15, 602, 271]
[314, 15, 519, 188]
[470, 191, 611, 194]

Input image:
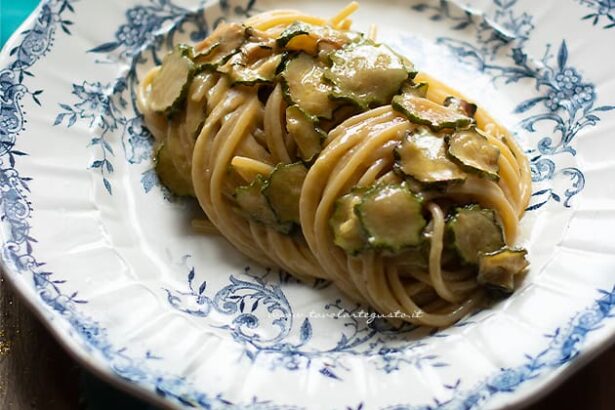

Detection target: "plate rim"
[1, 0, 614, 409]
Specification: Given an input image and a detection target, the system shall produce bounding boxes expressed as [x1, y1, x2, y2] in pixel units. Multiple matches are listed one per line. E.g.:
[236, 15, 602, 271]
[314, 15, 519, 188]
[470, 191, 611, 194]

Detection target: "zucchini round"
[154, 143, 194, 197]
[329, 190, 367, 255]
[443, 96, 478, 118]
[447, 205, 505, 264]
[392, 92, 473, 131]
[219, 44, 283, 85]
[263, 162, 308, 225]
[356, 184, 426, 252]
[193, 23, 246, 69]
[149, 45, 195, 113]
[281, 53, 337, 118]
[285, 105, 325, 162]
[478, 247, 529, 295]
[394, 128, 467, 185]
[446, 129, 500, 180]
[234, 175, 293, 234]
[276, 22, 362, 55]
[325, 42, 414, 109]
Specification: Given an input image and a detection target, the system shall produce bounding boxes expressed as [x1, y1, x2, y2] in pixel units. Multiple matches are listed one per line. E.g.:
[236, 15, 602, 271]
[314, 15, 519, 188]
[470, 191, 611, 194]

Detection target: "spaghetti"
[137, 2, 531, 327]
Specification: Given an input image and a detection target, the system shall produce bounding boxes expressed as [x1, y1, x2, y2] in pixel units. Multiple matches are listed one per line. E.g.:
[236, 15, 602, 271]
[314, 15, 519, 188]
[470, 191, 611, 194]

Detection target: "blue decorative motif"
[0, 1, 298, 409]
[382, 285, 615, 410]
[54, 80, 127, 194]
[54, 0, 259, 197]
[412, 0, 615, 210]
[576, 0, 615, 29]
[2, 0, 615, 409]
[164, 264, 445, 378]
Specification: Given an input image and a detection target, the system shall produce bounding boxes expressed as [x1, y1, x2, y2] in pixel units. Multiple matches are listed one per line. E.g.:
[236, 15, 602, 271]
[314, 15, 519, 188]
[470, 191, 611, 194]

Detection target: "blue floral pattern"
[165, 264, 445, 378]
[2, 0, 615, 409]
[576, 0, 615, 28]
[54, 0, 259, 197]
[412, 0, 615, 210]
[0, 1, 299, 409]
[381, 285, 615, 410]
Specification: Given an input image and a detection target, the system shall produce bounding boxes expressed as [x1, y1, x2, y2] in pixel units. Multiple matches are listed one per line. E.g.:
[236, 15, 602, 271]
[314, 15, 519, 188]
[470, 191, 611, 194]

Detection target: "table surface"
[0, 2, 613, 410]
[1, 271, 614, 410]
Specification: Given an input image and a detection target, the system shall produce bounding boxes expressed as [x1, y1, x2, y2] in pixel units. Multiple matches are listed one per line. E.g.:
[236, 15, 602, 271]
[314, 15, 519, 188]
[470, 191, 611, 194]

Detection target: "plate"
[2, 0, 615, 408]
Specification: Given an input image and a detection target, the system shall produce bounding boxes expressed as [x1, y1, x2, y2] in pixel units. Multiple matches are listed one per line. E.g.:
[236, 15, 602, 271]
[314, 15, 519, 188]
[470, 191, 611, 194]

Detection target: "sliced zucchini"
[329, 189, 367, 255]
[394, 128, 466, 185]
[478, 247, 529, 295]
[447, 205, 505, 264]
[183, 72, 210, 139]
[400, 81, 428, 98]
[263, 162, 308, 225]
[285, 105, 325, 162]
[446, 129, 500, 180]
[281, 53, 337, 118]
[392, 91, 473, 131]
[234, 175, 292, 233]
[149, 45, 195, 113]
[155, 143, 193, 196]
[325, 42, 414, 109]
[193, 23, 246, 69]
[356, 183, 426, 252]
[443, 96, 478, 118]
[218, 43, 283, 85]
[277, 22, 360, 55]
[277, 22, 312, 47]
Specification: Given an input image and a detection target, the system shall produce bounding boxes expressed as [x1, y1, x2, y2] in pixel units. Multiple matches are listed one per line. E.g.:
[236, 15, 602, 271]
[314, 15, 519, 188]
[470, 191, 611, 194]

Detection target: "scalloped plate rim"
[1, 0, 615, 409]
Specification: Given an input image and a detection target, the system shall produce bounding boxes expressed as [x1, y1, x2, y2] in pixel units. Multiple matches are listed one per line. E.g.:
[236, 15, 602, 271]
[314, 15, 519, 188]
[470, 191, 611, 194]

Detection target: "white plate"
[2, 0, 615, 408]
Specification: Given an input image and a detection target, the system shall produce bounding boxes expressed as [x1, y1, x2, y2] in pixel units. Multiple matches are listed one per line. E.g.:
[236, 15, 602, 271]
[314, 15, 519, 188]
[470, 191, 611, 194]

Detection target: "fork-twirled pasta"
[137, 2, 532, 327]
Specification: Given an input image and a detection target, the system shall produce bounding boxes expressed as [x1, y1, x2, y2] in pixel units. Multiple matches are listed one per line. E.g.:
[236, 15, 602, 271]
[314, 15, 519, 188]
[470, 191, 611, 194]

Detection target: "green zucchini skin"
[394, 127, 467, 186]
[263, 162, 308, 225]
[392, 87, 473, 131]
[234, 175, 293, 234]
[478, 247, 529, 296]
[325, 42, 415, 110]
[355, 183, 426, 252]
[276, 22, 311, 48]
[285, 105, 326, 162]
[329, 189, 368, 255]
[280, 53, 337, 119]
[446, 129, 500, 181]
[446, 205, 505, 265]
[149, 45, 196, 114]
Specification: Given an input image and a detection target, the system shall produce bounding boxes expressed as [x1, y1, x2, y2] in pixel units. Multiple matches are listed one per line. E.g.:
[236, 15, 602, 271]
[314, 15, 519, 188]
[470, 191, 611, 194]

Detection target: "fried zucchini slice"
[395, 128, 466, 185]
[149, 45, 195, 113]
[325, 42, 414, 109]
[447, 205, 505, 264]
[356, 184, 426, 252]
[478, 247, 529, 295]
[446, 129, 500, 180]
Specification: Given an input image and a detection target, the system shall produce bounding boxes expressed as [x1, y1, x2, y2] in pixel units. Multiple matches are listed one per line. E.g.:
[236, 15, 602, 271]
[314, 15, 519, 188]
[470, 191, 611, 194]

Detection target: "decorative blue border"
[50, 0, 451, 378]
[411, 0, 614, 210]
[164, 263, 448, 378]
[1, 0, 615, 409]
[1, 1, 301, 408]
[576, 0, 615, 29]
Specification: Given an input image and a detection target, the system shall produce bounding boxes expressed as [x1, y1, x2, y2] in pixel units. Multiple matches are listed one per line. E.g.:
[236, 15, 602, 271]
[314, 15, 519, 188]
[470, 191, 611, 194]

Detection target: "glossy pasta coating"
[137, 3, 532, 327]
